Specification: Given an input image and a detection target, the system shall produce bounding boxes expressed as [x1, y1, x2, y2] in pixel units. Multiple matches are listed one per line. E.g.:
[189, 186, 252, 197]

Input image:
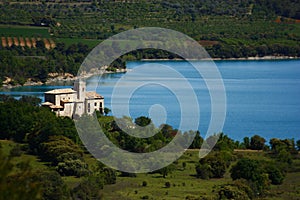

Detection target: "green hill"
[0, 0, 299, 85]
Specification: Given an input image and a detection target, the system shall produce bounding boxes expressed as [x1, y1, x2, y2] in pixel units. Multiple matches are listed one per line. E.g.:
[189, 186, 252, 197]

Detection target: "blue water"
[1, 59, 300, 142]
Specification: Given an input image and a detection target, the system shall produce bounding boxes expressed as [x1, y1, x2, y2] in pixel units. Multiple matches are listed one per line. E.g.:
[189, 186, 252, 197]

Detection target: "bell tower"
[74, 79, 86, 102]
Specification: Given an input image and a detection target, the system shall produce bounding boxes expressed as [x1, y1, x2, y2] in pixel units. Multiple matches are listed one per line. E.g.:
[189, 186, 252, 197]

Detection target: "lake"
[1, 59, 300, 142]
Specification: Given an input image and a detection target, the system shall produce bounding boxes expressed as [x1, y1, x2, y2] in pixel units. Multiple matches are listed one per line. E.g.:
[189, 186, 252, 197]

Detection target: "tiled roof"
[85, 91, 104, 99]
[45, 88, 76, 94]
[49, 105, 64, 109]
[41, 101, 54, 106]
[61, 99, 74, 103]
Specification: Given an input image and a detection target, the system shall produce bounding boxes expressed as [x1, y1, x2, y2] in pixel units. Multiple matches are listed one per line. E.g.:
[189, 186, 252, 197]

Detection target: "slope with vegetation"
[0, 0, 299, 86]
[0, 95, 300, 199]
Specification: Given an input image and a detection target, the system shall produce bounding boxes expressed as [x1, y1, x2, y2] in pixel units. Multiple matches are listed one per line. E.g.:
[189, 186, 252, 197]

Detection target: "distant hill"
[0, 0, 299, 86]
[0, 0, 299, 40]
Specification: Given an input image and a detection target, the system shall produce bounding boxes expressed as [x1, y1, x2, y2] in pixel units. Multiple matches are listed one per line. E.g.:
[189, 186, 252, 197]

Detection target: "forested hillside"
[0, 0, 299, 85]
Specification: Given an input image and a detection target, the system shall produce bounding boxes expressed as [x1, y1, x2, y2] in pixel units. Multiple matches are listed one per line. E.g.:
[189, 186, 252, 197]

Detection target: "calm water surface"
[1, 60, 299, 141]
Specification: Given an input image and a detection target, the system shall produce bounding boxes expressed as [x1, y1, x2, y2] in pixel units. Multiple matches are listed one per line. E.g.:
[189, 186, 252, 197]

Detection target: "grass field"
[1, 140, 300, 200]
[0, 25, 50, 38]
[55, 38, 101, 48]
[102, 150, 229, 200]
[0, 140, 48, 173]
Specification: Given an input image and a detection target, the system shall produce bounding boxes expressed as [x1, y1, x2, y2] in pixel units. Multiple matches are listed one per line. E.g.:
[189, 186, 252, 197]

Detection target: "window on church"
[88, 103, 90, 113]
[94, 102, 97, 106]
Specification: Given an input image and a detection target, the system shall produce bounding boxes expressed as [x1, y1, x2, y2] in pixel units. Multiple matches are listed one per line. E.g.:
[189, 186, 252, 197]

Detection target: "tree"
[29, 170, 70, 200]
[104, 107, 111, 116]
[250, 135, 266, 150]
[71, 176, 104, 200]
[19, 95, 41, 106]
[40, 135, 90, 177]
[135, 116, 151, 127]
[190, 131, 203, 149]
[265, 164, 285, 185]
[270, 138, 297, 154]
[196, 152, 228, 179]
[214, 133, 236, 151]
[297, 140, 300, 151]
[195, 163, 211, 179]
[230, 158, 270, 194]
[243, 137, 250, 149]
[217, 180, 254, 200]
[277, 149, 293, 164]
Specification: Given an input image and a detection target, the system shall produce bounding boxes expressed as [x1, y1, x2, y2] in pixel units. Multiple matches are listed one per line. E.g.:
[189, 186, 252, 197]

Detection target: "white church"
[42, 80, 104, 118]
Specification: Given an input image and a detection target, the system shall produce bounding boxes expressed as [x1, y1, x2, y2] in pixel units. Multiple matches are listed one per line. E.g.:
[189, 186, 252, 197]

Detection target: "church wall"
[85, 99, 104, 114]
[56, 93, 76, 105]
[60, 103, 75, 117]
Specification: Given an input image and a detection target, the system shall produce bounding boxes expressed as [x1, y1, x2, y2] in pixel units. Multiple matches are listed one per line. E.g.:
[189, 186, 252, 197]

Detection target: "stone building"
[42, 80, 104, 118]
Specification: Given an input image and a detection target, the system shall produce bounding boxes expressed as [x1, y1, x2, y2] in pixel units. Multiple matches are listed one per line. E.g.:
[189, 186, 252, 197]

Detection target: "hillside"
[0, 96, 300, 199]
[0, 0, 299, 85]
[1, 0, 299, 47]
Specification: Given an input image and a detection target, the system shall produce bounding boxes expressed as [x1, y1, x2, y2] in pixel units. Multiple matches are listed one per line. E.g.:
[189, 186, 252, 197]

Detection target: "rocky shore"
[1, 68, 127, 89]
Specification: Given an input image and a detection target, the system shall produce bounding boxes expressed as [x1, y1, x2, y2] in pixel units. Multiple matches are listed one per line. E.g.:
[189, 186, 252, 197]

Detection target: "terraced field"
[0, 36, 55, 49]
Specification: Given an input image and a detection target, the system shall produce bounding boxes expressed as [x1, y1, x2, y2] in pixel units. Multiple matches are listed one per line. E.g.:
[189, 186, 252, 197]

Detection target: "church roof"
[49, 105, 64, 109]
[85, 91, 104, 99]
[45, 88, 77, 94]
[41, 101, 54, 106]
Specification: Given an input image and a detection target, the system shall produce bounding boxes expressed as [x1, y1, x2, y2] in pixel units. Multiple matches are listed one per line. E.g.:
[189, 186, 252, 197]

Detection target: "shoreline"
[141, 56, 300, 61]
[1, 68, 127, 90]
[1, 56, 299, 89]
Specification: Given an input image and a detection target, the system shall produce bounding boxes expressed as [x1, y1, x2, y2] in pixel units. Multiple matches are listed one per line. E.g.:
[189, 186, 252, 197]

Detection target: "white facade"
[42, 81, 104, 118]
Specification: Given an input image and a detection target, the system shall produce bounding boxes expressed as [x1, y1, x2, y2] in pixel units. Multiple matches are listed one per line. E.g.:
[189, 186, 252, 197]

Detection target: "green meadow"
[0, 25, 50, 38]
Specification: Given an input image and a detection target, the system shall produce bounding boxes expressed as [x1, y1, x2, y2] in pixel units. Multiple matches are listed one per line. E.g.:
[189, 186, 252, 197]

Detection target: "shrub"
[71, 175, 104, 200]
[182, 162, 186, 169]
[120, 171, 137, 177]
[29, 170, 70, 200]
[217, 184, 250, 200]
[185, 195, 202, 200]
[9, 144, 22, 157]
[265, 165, 285, 185]
[196, 151, 228, 179]
[142, 181, 147, 187]
[165, 181, 171, 188]
[195, 163, 211, 179]
[56, 159, 89, 177]
[101, 167, 116, 184]
[277, 149, 293, 164]
[230, 158, 270, 194]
